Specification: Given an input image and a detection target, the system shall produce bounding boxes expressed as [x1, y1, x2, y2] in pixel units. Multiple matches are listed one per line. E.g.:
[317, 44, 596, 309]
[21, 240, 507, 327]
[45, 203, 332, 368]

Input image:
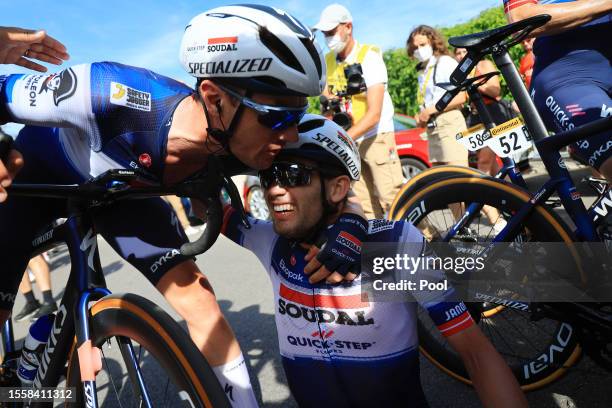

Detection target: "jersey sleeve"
[221, 206, 276, 266]
[362, 46, 388, 88]
[503, 0, 538, 15]
[397, 222, 474, 338]
[0, 64, 93, 128]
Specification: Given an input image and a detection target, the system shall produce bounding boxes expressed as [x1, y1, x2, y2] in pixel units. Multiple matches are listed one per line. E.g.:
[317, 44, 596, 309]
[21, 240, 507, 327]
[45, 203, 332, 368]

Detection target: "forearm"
[462, 342, 527, 407]
[348, 109, 380, 140]
[431, 91, 466, 115]
[508, 0, 612, 36]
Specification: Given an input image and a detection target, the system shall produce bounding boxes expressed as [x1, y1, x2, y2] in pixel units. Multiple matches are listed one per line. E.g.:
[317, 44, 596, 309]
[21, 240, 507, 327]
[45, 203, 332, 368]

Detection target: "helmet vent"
[300, 38, 322, 78]
[258, 26, 305, 74]
[298, 118, 326, 133]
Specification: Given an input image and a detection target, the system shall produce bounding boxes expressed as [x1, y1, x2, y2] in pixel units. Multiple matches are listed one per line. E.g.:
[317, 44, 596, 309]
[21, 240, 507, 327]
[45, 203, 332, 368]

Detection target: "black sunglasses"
[259, 162, 316, 189]
[218, 85, 308, 131]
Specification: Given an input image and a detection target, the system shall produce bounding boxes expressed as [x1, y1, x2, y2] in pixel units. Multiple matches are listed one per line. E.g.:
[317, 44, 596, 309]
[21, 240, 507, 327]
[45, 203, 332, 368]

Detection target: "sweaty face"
[229, 93, 305, 170]
[263, 160, 324, 240]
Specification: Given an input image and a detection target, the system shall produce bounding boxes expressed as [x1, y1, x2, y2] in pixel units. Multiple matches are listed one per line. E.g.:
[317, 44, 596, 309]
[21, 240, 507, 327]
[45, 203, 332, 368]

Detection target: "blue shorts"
[532, 46, 611, 170]
[0, 126, 190, 310]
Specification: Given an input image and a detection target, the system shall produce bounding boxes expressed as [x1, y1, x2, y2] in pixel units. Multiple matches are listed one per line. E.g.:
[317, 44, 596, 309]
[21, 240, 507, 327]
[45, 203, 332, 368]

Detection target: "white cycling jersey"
[222, 208, 474, 407]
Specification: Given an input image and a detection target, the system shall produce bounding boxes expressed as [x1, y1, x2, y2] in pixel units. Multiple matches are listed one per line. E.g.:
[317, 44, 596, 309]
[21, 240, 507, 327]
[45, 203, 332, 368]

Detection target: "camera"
[343, 63, 366, 95]
[320, 95, 353, 130]
[319, 63, 367, 130]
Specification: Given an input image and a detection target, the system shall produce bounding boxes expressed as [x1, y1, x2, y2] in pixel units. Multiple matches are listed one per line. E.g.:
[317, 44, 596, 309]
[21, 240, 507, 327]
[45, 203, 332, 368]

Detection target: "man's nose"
[266, 182, 288, 194]
[277, 125, 299, 143]
[265, 182, 288, 202]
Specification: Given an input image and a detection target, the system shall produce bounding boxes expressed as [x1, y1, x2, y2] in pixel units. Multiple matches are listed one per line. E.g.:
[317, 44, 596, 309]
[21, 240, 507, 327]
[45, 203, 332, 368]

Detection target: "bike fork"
[75, 287, 110, 408]
[75, 288, 153, 408]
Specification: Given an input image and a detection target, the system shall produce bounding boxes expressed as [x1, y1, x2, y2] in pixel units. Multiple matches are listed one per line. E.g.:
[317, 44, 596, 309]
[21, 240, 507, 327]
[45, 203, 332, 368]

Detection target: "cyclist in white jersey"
[221, 114, 527, 407]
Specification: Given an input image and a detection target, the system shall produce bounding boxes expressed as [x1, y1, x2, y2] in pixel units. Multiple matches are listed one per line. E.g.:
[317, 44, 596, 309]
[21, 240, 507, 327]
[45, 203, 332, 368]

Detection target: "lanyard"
[417, 63, 435, 107]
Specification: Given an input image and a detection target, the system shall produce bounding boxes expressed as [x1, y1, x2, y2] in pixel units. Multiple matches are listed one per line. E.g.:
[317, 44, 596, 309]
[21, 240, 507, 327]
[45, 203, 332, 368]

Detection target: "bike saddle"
[449, 14, 550, 51]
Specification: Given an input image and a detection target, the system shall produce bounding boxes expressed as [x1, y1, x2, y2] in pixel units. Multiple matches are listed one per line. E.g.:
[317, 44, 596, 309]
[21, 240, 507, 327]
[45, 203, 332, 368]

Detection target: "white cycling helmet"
[279, 114, 361, 180]
[180, 4, 325, 96]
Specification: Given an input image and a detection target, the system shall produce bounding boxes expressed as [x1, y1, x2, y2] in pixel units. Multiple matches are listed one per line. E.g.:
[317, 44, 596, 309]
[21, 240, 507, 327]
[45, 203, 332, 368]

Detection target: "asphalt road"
[8, 159, 612, 407]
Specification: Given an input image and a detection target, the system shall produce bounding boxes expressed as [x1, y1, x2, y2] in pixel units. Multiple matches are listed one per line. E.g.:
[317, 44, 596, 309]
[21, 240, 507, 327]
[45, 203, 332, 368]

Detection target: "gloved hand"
[304, 213, 368, 284]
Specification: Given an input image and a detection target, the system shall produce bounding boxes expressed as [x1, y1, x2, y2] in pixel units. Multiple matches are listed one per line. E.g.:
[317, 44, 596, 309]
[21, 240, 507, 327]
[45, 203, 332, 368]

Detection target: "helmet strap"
[202, 90, 246, 154]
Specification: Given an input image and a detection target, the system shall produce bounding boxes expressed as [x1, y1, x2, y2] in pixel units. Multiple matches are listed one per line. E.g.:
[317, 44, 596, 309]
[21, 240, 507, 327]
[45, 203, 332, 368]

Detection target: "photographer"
[314, 4, 403, 219]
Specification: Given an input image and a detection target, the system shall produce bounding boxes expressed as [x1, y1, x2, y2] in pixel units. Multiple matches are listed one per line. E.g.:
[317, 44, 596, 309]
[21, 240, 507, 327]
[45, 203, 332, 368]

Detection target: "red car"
[243, 113, 430, 220]
[393, 113, 430, 179]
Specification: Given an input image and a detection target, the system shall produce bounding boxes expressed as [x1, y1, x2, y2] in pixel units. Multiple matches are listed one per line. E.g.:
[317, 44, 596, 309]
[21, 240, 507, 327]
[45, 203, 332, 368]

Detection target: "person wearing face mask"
[407, 25, 468, 168]
[313, 4, 403, 219]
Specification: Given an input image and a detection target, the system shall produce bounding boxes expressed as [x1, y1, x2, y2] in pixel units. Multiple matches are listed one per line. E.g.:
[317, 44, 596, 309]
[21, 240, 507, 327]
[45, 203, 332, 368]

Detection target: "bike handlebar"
[4, 157, 251, 257]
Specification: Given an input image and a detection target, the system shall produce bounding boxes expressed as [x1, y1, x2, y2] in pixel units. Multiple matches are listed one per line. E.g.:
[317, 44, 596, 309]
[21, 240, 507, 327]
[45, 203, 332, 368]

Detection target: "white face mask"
[325, 33, 347, 54]
[413, 45, 433, 62]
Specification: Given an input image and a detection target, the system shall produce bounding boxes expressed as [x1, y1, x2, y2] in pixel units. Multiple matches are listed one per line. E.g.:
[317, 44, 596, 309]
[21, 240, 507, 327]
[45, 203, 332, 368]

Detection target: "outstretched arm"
[505, 0, 612, 36]
[0, 27, 69, 72]
[447, 325, 528, 408]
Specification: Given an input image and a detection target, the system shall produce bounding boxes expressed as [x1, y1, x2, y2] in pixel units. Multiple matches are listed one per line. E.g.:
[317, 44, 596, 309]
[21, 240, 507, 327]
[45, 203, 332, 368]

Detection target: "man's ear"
[199, 80, 223, 113]
[345, 22, 353, 36]
[199, 80, 239, 121]
[326, 175, 351, 204]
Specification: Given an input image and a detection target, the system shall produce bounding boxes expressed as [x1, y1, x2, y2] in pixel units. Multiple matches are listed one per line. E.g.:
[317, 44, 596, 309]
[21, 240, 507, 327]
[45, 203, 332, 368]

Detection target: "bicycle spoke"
[101, 340, 127, 408]
[163, 378, 171, 407]
[481, 317, 523, 362]
[494, 311, 541, 354]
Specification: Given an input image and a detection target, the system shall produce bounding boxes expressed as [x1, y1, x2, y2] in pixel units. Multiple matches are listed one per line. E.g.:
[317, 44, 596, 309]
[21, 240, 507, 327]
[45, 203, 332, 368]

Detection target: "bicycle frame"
[439, 46, 611, 244]
[1, 204, 152, 408]
[492, 50, 604, 242]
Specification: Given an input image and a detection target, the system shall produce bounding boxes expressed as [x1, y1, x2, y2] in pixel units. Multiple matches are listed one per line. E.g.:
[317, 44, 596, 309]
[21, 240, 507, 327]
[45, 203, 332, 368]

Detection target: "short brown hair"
[406, 25, 450, 59]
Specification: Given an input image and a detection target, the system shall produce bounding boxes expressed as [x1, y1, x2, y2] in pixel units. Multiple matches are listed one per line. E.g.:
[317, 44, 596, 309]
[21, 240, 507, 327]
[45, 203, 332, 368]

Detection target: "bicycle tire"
[65, 293, 230, 408]
[389, 165, 485, 219]
[392, 176, 583, 391]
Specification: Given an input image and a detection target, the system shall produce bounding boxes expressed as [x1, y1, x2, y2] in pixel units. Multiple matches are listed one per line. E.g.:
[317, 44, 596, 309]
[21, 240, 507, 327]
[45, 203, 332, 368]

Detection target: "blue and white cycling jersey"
[0, 62, 195, 309]
[222, 208, 474, 408]
[0, 62, 193, 180]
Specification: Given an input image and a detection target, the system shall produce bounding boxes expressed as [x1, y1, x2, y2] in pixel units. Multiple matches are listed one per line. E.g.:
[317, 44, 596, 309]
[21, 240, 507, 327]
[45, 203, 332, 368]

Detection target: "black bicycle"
[0, 150, 243, 407]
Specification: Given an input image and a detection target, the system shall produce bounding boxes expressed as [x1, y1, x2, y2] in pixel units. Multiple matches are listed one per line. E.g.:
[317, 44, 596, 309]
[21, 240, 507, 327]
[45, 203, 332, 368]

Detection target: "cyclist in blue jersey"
[221, 114, 527, 408]
[0, 5, 369, 407]
[504, 0, 612, 181]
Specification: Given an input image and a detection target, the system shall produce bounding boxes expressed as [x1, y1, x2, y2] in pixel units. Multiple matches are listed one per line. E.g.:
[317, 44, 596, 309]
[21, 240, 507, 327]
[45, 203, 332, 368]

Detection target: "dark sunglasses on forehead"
[258, 162, 315, 189]
[217, 84, 308, 131]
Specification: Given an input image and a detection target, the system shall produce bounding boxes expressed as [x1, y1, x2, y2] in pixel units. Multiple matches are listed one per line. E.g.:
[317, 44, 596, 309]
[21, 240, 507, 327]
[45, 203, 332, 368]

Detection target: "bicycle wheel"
[65, 293, 230, 407]
[388, 165, 485, 219]
[392, 176, 583, 390]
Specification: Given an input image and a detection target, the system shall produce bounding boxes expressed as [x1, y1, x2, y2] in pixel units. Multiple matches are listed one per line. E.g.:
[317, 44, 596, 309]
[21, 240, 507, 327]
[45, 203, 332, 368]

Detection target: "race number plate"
[486, 118, 532, 158]
[455, 124, 491, 152]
